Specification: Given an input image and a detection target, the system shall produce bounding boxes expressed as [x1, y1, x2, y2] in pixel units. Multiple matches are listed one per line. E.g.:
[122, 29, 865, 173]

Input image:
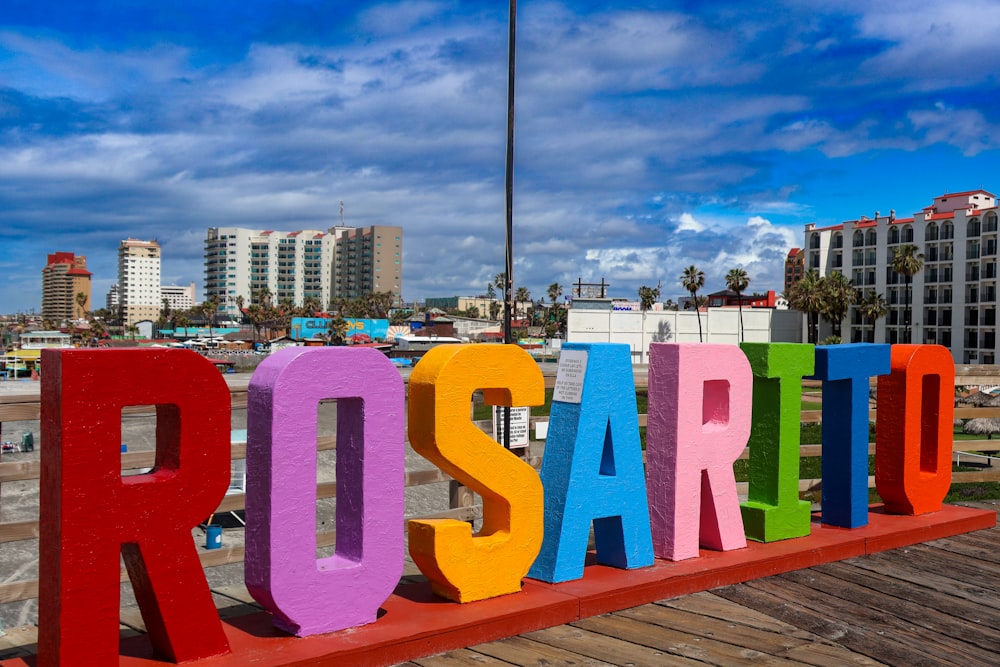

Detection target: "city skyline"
[4, 2, 1000, 312]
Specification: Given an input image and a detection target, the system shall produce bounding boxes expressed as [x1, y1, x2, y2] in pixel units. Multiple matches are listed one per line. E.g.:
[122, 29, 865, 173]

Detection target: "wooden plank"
[657, 590, 802, 634]
[411, 647, 515, 666]
[870, 539, 1000, 581]
[471, 635, 617, 666]
[812, 560, 1000, 649]
[0, 404, 39, 422]
[521, 622, 695, 666]
[713, 582, 948, 667]
[845, 554, 1000, 612]
[918, 536, 1000, 568]
[575, 609, 808, 666]
[744, 575, 977, 666]
[776, 567, 1000, 663]
[659, 593, 890, 667]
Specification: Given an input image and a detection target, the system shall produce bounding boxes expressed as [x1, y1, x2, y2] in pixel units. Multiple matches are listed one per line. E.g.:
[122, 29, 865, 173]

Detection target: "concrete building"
[567, 299, 802, 364]
[106, 284, 119, 312]
[424, 295, 532, 319]
[204, 225, 403, 321]
[331, 225, 402, 303]
[41, 252, 91, 324]
[204, 227, 335, 320]
[118, 239, 161, 327]
[805, 189, 999, 363]
[160, 282, 196, 313]
[784, 248, 805, 295]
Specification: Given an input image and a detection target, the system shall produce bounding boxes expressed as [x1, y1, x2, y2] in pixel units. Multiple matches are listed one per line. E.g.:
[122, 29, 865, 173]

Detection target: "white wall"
[567, 307, 804, 364]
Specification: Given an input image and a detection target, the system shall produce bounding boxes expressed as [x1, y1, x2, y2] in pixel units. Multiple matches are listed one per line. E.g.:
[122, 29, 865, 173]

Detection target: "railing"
[1, 366, 1000, 610]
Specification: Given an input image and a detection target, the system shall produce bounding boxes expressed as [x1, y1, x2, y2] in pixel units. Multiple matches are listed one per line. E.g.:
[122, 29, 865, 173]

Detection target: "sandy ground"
[0, 371, 465, 631]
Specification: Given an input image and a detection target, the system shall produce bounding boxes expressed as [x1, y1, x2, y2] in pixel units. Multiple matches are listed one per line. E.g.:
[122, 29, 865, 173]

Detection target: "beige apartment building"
[331, 225, 402, 302]
[118, 239, 162, 327]
[41, 252, 91, 324]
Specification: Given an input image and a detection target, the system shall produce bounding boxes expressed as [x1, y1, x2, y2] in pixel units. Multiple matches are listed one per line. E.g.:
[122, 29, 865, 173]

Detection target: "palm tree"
[255, 287, 273, 309]
[301, 295, 322, 317]
[245, 304, 263, 345]
[859, 290, 888, 343]
[75, 292, 88, 320]
[547, 282, 563, 306]
[820, 272, 854, 339]
[638, 285, 660, 311]
[515, 286, 531, 318]
[680, 265, 705, 342]
[787, 269, 824, 344]
[546, 282, 564, 335]
[326, 316, 350, 345]
[725, 268, 750, 342]
[891, 244, 924, 343]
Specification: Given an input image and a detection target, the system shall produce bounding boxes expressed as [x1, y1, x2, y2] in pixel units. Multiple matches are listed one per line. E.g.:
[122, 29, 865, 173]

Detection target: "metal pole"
[503, 0, 517, 450]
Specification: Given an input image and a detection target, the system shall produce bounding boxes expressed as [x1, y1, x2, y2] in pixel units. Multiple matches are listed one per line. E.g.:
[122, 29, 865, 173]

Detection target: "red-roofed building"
[41, 252, 91, 324]
[802, 189, 1000, 362]
[784, 248, 804, 295]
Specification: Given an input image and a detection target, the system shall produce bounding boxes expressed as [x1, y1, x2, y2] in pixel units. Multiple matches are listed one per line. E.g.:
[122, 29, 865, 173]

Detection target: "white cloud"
[675, 212, 705, 232]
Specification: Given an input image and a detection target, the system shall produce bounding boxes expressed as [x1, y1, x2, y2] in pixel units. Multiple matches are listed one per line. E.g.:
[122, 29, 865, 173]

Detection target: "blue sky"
[4, 1, 1000, 313]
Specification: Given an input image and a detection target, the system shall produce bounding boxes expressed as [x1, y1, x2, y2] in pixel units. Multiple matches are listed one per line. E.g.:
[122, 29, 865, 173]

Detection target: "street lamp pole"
[503, 0, 517, 450]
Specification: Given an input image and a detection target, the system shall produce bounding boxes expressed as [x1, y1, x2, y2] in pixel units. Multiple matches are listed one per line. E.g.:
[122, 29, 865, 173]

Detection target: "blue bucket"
[205, 524, 222, 550]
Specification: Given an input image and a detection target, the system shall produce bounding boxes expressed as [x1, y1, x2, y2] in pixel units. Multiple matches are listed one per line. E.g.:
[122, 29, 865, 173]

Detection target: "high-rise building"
[804, 189, 998, 363]
[117, 239, 162, 327]
[331, 225, 402, 302]
[41, 252, 91, 324]
[204, 225, 403, 319]
[106, 284, 119, 312]
[160, 283, 197, 313]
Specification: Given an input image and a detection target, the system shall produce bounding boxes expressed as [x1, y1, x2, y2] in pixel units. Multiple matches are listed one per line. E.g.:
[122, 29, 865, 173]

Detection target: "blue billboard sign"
[290, 318, 390, 341]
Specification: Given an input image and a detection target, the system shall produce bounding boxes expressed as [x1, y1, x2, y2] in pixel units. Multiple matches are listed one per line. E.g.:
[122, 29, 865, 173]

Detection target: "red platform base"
[7, 504, 994, 667]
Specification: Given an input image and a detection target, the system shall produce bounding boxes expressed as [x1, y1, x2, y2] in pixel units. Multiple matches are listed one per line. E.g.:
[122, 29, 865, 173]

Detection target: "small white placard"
[493, 406, 531, 448]
[553, 349, 588, 403]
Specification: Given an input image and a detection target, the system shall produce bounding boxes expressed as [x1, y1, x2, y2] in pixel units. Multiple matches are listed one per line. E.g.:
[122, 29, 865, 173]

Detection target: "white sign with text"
[492, 406, 531, 448]
[553, 349, 588, 404]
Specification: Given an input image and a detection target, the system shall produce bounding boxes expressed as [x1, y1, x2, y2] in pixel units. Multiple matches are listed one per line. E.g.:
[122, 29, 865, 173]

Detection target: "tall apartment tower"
[331, 225, 403, 302]
[117, 239, 162, 327]
[41, 252, 92, 323]
[805, 189, 998, 363]
[204, 224, 403, 318]
[204, 228, 335, 320]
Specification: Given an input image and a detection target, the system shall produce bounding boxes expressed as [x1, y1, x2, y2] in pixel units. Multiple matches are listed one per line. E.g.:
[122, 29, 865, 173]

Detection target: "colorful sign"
[36, 341, 956, 665]
[290, 317, 390, 341]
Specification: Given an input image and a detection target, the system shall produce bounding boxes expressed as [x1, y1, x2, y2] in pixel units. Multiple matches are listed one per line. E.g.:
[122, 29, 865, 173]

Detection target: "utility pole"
[502, 0, 517, 451]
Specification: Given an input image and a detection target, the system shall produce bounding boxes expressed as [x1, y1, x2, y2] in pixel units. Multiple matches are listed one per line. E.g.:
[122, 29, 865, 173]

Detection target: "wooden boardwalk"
[0, 503, 995, 665]
[407, 502, 1000, 667]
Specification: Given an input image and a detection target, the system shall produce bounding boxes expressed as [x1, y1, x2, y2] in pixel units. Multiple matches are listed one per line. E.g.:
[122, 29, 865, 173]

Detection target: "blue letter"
[528, 343, 654, 583]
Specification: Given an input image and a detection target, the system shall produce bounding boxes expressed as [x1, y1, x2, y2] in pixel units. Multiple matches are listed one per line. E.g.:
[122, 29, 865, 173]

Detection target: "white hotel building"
[204, 225, 402, 321]
[805, 189, 999, 363]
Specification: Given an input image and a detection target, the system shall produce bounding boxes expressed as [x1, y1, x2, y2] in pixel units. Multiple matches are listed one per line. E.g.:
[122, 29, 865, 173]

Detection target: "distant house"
[785, 248, 805, 295]
[706, 289, 779, 309]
